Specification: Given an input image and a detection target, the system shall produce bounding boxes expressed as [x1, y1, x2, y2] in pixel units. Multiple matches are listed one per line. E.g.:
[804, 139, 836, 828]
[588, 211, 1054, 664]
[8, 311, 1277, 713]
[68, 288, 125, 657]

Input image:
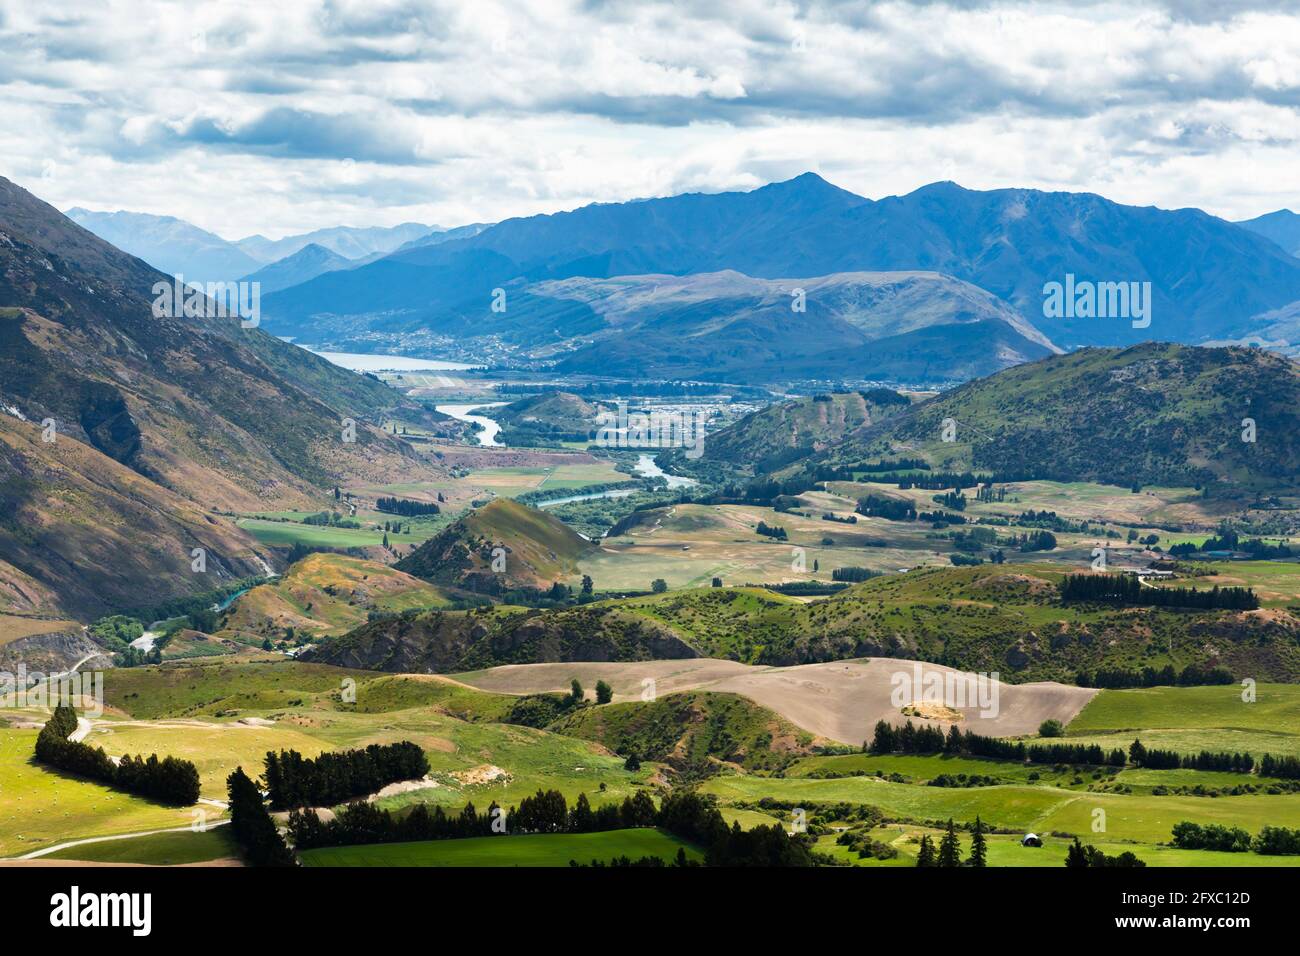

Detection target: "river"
[634, 454, 697, 488]
[436, 402, 508, 447]
[538, 489, 638, 508]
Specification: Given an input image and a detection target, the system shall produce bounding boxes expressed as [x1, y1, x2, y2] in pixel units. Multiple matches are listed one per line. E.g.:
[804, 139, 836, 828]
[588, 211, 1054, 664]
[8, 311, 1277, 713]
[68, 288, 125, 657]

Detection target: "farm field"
[99, 661, 655, 813]
[701, 774, 1300, 845]
[453, 657, 1096, 742]
[1068, 684, 1300, 734]
[819, 826, 1300, 867]
[0, 729, 203, 858]
[580, 502, 951, 590]
[298, 828, 701, 867]
[1146, 561, 1300, 606]
[84, 720, 330, 798]
[463, 462, 627, 495]
[43, 826, 239, 865]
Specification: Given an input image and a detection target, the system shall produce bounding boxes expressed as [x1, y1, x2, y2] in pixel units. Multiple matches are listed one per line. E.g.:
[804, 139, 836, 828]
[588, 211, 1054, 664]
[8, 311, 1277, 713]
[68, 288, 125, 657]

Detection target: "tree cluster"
[264, 742, 430, 810]
[35, 706, 200, 805]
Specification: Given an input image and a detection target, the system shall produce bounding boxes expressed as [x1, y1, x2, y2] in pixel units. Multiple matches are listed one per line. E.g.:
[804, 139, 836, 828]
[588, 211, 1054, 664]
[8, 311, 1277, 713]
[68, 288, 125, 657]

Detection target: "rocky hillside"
[395, 498, 592, 594]
[302, 604, 697, 673]
[0, 176, 441, 617]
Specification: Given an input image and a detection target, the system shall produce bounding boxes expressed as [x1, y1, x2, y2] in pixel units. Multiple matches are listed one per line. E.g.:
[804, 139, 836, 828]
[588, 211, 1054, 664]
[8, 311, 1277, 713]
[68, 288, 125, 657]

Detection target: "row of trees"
[1172, 820, 1300, 855]
[855, 495, 916, 521]
[1059, 573, 1259, 610]
[264, 742, 430, 810]
[375, 495, 440, 517]
[35, 706, 200, 805]
[831, 567, 878, 582]
[867, 720, 1125, 767]
[1076, 663, 1234, 689]
[288, 788, 814, 866]
[288, 789, 663, 849]
[916, 818, 986, 867]
[1064, 838, 1145, 867]
[869, 720, 1296, 780]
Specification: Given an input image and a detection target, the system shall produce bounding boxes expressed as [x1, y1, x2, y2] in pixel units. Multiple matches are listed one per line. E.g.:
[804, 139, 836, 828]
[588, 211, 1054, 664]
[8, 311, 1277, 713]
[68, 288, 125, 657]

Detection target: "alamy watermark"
[595, 401, 706, 460]
[1042, 274, 1151, 329]
[889, 662, 1000, 718]
[2, 666, 104, 718]
[152, 275, 261, 328]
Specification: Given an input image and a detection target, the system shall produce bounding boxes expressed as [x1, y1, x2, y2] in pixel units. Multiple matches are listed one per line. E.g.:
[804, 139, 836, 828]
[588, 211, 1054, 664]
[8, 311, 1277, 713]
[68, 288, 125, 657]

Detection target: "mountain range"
[64, 208, 446, 281]
[255, 173, 1300, 376]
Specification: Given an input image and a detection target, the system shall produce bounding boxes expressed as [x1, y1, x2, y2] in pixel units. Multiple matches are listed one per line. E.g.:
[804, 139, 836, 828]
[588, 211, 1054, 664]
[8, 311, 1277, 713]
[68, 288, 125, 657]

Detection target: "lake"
[309, 350, 482, 372]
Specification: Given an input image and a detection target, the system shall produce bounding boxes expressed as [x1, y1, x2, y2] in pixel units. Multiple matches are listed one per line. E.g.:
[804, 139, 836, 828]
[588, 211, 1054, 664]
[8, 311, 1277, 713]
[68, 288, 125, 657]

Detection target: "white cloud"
[1, 0, 1298, 237]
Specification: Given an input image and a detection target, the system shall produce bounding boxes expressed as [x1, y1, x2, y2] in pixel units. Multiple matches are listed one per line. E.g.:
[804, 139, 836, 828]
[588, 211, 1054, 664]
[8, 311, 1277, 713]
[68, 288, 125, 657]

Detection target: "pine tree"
[1065, 837, 1089, 868]
[938, 818, 962, 867]
[916, 834, 936, 867]
[968, 816, 987, 868]
[945, 724, 963, 754]
[1129, 737, 1147, 766]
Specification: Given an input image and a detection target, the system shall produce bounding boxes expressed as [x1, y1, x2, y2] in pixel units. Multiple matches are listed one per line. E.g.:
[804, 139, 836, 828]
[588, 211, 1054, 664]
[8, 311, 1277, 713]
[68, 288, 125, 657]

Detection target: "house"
[1021, 833, 1043, 847]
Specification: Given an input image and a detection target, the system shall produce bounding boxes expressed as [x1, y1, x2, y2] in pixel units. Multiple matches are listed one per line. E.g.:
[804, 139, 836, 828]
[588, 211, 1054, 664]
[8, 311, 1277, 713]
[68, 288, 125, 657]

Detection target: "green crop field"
[700, 774, 1300, 844]
[785, 753, 1085, 787]
[86, 722, 330, 798]
[0, 729, 202, 857]
[820, 826, 1300, 868]
[1068, 684, 1300, 734]
[464, 463, 626, 495]
[44, 826, 239, 865]
[236, 518, 429, 550]
[298, 828, 700, 867]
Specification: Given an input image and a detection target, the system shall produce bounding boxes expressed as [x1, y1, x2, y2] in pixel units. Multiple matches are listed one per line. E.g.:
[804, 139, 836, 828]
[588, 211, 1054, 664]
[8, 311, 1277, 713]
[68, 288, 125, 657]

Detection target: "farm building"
[1021, 833, 1043, 847]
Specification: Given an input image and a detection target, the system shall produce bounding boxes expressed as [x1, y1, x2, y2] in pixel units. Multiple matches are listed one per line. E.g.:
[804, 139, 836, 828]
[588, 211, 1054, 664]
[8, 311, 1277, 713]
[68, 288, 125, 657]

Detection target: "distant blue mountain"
[65, 208, 262, 282]
[1237, 209, 1300, 257]
[263, 174, 1300, 353]
[240, 243, 353, 293]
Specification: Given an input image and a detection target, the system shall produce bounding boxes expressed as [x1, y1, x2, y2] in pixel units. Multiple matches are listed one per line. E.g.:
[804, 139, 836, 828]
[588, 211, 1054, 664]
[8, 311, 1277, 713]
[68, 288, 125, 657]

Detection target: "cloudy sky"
[4, 0, 1300, 238]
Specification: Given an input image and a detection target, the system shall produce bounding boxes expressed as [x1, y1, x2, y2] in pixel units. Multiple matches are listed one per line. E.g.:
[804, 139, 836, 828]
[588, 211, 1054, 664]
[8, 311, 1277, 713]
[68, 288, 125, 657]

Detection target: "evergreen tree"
[969, 817, 987, 868]
[1065, 837, 1089, 868]
[938, 819, 963, 867]
[227, 766, 295, 866]
[595, 680, 613, 704]
[1129, 738, 1147, 767]
[916, 834, 936, 867]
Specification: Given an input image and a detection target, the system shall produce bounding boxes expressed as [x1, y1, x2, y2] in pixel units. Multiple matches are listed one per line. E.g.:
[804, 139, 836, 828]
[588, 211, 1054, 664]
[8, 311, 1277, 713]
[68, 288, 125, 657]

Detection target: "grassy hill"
[494, 391, 607, 445]
[220, 552, 451, 642]
[548, 691, 816, 776]
[395, 498, 592, 593]
[306, 563, 1300, 682]
[625, 566, 1300, 680]
[699, 390, 913, 473]
[812, 343, 1300, 492]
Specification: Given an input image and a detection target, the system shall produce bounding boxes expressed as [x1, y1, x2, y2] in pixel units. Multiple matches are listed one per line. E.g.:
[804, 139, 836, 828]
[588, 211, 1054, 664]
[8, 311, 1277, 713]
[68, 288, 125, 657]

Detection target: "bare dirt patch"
[455, 657, 1097, 744]
[452, 764, 510, 786]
